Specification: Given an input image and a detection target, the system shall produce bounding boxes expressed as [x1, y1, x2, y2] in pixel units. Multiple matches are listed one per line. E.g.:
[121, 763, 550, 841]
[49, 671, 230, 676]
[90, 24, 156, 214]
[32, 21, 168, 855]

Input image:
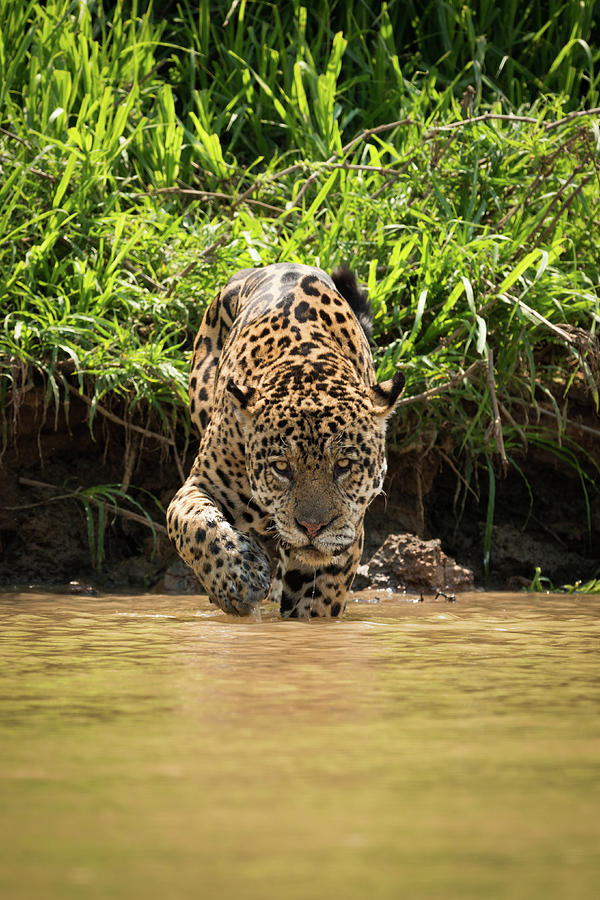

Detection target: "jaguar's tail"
[331, 265, 373, 340]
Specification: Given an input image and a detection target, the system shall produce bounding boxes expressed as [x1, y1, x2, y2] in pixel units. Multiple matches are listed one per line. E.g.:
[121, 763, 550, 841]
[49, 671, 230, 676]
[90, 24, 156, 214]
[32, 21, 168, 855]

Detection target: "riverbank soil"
[0, 388, 598, 591]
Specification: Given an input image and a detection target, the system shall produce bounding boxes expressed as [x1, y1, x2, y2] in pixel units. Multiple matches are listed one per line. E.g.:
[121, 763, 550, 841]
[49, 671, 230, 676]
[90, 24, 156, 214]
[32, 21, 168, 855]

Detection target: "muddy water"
[0, 590, 598, 900]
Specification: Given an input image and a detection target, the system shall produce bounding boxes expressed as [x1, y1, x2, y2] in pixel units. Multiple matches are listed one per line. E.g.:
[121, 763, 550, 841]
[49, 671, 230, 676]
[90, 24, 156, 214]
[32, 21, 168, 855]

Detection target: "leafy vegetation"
[1, 0, 599, 570]
[527, 566, 600, 594]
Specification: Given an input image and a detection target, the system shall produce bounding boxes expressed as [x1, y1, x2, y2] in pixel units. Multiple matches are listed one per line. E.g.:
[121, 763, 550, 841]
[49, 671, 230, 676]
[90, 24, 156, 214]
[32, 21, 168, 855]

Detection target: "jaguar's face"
[242, 401, 388, 564]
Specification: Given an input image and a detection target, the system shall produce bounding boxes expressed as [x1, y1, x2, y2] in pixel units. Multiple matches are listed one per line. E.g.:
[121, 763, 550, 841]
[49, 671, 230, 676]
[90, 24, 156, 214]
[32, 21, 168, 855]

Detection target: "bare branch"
[17, 477, 168, 534]
[66, 383, 175, 446]
[394, 359, 485, 409]
[486, 350, 508, 473]
[544, 107, 600, 131]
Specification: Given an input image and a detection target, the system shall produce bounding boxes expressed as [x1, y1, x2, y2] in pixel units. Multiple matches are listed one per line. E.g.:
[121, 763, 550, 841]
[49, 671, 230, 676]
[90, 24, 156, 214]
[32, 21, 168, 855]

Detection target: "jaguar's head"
[227, 370, 404, 564]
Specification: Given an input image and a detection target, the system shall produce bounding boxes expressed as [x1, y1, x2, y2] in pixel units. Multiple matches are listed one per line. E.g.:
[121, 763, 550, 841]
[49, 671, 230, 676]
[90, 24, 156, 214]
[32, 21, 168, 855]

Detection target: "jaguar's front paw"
[205, 529, 271, 616]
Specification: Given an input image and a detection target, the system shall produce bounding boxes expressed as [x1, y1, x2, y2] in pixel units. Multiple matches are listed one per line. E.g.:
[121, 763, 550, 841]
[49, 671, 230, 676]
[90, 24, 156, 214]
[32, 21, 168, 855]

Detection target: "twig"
[146, 186, 284, 214]
[16, 477, 168, 534]
[436, 276, 579, 359]
[486, 349, 508, 473]
[394, 359, 485, 409]
[0, 152, 58, 182]
[426, 113, 538, 133]
[424, 108, 600, 136]
[279, 118, 414, 225]
[164, 418, 186, 484]
[183, 108, 600, 230]
[165, 233, 231, 296]
[509, 395, 600, 445]
[544, 107, 600, 131]
[499, 401, 528, 451]
[438, 448, 479, 499]
[482, 278, 578, 346]
[121, 258, 163, 292]
[4, 491, 78, 510]
[204, 109, 600, 211]
[0, 126, 32, 148]
[532, 171, 594, 250]
[151, 187, 233, 201]
[338, 118, 414, 156]
[520, 157, 592, 250]
[66, 383, 175, 446]
[323, 161, 406, 176]
[369, 175, 398, 200]
[234, 162, 306, 205]
[200, 233, 231, 258]
[121, 431, 139, 494]
[407, 129, 458, 209]
[496, 130, 583, 230]
[537, 407, 600, 440]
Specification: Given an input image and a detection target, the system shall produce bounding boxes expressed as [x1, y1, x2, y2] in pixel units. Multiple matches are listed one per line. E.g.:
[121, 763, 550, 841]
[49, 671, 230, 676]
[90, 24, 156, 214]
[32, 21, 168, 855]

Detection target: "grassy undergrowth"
[1, 0, 599, 572]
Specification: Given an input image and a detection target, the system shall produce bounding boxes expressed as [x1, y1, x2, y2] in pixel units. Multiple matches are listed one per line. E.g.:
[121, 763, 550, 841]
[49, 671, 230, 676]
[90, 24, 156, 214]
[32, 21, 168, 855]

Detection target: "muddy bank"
[0, 387, 598, 592]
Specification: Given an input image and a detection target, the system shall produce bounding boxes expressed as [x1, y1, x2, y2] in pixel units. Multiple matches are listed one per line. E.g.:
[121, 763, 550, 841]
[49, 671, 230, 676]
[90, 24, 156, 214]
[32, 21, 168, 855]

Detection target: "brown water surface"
[0, 590, 598, 899]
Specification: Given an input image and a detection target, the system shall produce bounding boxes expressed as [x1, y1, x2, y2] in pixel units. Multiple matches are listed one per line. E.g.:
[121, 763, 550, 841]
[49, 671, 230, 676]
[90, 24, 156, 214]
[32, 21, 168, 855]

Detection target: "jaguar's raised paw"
[208, 533, 271, 616]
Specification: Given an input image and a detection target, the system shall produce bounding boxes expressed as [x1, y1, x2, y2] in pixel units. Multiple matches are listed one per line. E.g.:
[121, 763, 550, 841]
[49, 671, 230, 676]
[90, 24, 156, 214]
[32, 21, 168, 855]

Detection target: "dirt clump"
[354, 532, 474, 593]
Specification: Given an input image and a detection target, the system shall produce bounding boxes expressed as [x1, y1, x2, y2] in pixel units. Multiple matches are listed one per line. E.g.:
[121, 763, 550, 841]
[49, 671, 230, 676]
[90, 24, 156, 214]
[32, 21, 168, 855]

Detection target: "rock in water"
[358, 533, 474, 593]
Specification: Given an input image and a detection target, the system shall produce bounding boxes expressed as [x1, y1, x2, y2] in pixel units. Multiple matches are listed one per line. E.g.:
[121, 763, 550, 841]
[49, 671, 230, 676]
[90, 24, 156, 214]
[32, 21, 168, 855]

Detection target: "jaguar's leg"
[166, 476, 271, 616]
[267, 558, 284, 608]
[278, 527, 364, 619]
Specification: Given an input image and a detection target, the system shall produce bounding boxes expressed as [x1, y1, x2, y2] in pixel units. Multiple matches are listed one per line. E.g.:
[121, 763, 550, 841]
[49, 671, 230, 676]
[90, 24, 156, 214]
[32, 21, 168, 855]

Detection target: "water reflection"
[0, 590, 599, 899]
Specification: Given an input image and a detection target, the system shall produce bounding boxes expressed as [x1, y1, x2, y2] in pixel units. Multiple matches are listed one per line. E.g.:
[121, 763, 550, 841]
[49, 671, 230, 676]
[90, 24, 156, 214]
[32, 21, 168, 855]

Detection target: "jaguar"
[166, 263, 404, 618]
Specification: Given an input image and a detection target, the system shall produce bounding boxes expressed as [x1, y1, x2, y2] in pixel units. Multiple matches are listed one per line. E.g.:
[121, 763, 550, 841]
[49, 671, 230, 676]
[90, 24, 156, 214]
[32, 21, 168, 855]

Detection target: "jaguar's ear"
[226, 378, 255, 411]
[226, 379, 259, 432]
[371, 370, 405, 417]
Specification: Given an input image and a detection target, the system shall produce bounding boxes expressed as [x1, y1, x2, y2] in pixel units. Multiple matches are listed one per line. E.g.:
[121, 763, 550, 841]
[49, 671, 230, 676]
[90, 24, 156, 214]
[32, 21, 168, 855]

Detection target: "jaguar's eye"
[271, 459, 292, 478]
[334, 457, 352, 478]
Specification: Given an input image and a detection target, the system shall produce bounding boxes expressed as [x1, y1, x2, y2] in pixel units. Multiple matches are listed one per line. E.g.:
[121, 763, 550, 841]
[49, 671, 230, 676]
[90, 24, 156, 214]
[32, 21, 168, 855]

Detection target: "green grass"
[1, 0, 599, 566]
[526, 567, 600, 593]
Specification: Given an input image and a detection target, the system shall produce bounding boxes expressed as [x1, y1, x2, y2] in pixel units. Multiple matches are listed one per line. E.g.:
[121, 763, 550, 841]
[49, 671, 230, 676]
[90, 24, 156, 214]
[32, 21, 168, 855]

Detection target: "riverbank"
[1, 383, 597, 592]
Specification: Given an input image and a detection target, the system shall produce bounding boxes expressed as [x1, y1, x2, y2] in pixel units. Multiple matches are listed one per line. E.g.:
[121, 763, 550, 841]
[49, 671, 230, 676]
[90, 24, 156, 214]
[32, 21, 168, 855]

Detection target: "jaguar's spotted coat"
[166, 263, 404, 618]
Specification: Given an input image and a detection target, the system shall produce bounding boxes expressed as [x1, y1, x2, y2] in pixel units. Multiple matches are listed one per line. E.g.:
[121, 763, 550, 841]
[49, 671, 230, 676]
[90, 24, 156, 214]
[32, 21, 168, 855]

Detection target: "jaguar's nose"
[295, 518, 332, 540]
